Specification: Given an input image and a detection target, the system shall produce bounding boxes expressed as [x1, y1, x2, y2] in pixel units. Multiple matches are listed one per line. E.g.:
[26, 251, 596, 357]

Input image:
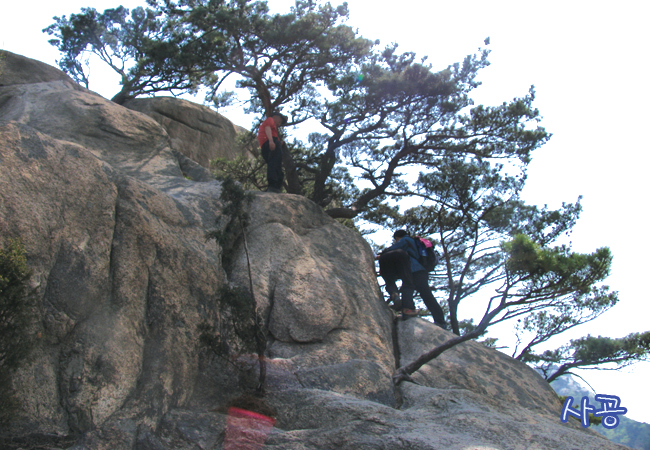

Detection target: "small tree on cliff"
[45, 0, 374, 113]
[388, 156, 649, 384]
[526, 332, 650, 383]
[213, 44, 548, 217]
[43, 5, 209, 104]
[391, 234, 630, 385]
[392, 157, 586, 333]
[151, 0, 375, 117]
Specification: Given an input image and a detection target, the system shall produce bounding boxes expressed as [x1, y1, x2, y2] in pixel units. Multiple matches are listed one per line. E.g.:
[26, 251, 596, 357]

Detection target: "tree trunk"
[392, 305, 500, 385]
[281, 142, 303, 195]
[111, 90, 132, 105]
[392, 329, 483, 385]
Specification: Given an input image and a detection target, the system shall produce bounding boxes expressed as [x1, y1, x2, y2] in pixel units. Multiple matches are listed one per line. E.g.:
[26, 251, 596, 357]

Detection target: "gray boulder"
[123, 97, 254, 170]
[0, 50, 79, 87]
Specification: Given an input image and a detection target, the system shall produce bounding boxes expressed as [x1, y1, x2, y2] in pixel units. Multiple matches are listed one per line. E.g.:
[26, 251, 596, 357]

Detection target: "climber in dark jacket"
[381, 230, 448, 328]
[378, 248, 414, 311]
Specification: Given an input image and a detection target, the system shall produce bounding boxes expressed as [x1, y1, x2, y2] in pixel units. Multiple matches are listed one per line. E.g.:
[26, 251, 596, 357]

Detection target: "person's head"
[272, 112, 288, 127]
[393, 229, 408, 241]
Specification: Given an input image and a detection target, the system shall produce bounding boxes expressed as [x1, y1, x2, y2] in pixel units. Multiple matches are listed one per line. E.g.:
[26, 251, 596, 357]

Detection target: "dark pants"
[379, 249, 414, 300]
[261, 137, 284, 191]
[402, 271, 446, 325]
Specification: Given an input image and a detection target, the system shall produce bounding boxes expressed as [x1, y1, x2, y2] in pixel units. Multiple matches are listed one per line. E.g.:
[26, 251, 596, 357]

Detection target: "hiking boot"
[435, 322, 450, 331]
[401, 309, 418, 319]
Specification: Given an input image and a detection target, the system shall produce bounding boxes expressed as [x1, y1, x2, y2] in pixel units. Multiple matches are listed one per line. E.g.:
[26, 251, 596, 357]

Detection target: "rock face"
[0, 50, 630, 450]
[123, 97, 255, 169]
[229, 193, 396, 405]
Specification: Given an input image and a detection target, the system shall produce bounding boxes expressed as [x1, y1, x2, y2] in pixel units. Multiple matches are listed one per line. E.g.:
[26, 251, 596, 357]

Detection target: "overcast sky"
[2, 0, 649, 424]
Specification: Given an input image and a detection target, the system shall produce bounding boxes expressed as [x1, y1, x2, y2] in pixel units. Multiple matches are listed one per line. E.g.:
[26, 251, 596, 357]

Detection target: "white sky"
[2, 0, 649, 424]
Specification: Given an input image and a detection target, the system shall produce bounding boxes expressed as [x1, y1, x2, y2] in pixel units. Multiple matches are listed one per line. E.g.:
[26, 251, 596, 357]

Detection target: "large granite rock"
[0, 51, 630, 449]
[392, 319, 622, 450]
[123, 97, 254, 169]
[228, 193, 396, 405]
[0, 50, 78, 87]
[0, 74, 179, 183]
[0, 121, 227, 438]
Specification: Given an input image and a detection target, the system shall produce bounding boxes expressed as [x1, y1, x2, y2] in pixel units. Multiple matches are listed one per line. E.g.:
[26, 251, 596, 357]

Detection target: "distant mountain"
[551, 375, 650, 449]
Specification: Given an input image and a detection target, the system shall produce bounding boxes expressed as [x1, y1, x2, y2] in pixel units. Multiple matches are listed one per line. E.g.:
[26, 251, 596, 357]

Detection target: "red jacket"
[257, 117, 278, 147]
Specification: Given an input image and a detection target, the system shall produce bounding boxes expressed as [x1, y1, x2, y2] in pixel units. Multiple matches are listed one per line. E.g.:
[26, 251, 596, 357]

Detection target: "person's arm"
[384, 238, 408, 253]
[265, 126, 276, 150]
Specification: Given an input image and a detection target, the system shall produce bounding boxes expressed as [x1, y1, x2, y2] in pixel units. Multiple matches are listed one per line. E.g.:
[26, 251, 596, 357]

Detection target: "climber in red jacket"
[257, 112, 288, 193]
